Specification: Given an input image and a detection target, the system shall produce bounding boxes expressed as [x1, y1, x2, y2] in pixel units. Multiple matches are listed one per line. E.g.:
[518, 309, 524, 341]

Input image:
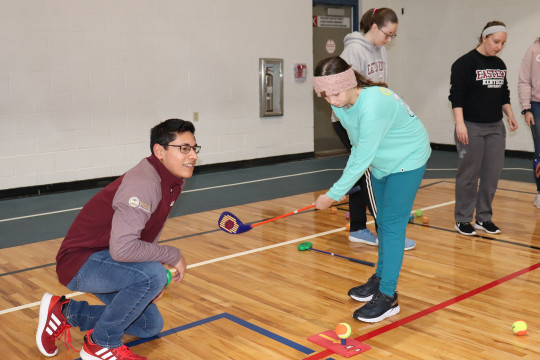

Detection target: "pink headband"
[312, 68, 357, 97]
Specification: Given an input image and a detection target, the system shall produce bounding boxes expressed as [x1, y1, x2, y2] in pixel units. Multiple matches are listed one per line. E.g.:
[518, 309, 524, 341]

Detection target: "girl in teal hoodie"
[312, 56, 431, 323]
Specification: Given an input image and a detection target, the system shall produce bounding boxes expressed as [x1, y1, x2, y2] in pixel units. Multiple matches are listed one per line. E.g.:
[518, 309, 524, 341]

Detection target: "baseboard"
[315, 149, 348, 157]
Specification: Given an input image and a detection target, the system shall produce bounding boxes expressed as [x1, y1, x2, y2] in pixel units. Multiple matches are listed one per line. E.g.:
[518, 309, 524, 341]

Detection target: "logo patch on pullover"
[128, 196, 151, 212]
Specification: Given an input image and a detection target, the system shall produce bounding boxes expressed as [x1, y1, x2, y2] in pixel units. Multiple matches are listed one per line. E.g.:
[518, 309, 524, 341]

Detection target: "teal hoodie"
[328, 86, 431, 201]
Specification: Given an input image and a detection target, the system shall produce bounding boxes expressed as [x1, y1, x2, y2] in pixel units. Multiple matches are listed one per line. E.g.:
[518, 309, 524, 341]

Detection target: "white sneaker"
[534, 194, 540, 209]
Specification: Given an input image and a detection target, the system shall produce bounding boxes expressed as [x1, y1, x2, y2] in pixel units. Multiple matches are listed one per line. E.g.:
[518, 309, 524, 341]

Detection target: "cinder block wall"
[0, 0, 314, 190]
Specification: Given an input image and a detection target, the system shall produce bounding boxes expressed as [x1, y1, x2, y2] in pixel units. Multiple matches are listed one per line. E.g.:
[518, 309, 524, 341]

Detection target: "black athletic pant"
[332, 121, 378, 232]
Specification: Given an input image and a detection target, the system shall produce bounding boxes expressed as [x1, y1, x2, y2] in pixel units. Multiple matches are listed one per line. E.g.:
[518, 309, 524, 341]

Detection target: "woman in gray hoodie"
[341, 8, 397, 83]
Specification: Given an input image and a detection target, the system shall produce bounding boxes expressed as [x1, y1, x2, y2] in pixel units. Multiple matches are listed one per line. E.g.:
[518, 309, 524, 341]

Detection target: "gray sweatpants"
[454, 120, 506, 222]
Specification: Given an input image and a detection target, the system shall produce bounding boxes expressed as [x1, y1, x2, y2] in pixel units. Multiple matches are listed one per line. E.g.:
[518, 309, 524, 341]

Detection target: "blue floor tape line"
[222, 313, 314, 355]
[74, 312, 314, 360]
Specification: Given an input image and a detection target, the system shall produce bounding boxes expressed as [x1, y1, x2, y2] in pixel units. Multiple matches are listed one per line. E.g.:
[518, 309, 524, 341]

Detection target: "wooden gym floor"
[0, 152, 539, 359]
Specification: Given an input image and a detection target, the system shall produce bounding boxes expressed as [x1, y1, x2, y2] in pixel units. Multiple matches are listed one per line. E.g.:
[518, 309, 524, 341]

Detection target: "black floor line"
[1, 263, 56, 277]
[419, 180, 448, 189]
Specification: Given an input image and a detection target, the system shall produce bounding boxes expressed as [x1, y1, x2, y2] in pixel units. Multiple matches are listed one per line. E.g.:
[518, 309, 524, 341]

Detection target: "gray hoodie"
[340, 32, 388, 83]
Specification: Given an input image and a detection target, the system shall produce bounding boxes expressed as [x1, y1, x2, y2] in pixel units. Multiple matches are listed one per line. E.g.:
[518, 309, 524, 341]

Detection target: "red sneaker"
[36, 292, 74, 357]
[80, 329, 147, 360]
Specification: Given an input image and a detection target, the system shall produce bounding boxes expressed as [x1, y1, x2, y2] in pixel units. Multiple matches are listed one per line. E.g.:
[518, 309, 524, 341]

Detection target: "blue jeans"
[65, 250, 168, 348]
[530, 101, 540, 191]
[371, 164, 426, 296]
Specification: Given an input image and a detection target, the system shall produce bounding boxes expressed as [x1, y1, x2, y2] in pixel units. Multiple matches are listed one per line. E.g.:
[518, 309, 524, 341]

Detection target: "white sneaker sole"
[350, 235, 416, 251]
[404, 242, 416, 251]
[36, 293, 58, 357]
[355, 305, 401, 323]
[81, 348, 104, 360]
[349, 293, 373, 302]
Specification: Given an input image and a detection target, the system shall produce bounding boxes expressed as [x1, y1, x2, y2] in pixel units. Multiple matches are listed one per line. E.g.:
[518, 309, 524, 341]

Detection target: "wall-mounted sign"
[313, 16, 350, 28]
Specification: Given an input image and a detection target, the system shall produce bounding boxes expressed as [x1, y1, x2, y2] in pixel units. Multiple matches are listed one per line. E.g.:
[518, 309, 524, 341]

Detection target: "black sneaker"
[474, 220, 501, 234]
[455, 222, 476, 236]
[348, 274, 380, 302]
[353, 290, 400, 323]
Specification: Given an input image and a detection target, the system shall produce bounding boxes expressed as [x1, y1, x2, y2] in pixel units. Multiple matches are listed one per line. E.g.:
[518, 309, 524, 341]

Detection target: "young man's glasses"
[166, 144, 201, 154]
[378, 27, 397, 39]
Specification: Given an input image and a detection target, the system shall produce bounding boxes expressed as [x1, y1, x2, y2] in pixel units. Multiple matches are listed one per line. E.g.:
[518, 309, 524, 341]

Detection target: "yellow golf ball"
[512, 320, 527, 336]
